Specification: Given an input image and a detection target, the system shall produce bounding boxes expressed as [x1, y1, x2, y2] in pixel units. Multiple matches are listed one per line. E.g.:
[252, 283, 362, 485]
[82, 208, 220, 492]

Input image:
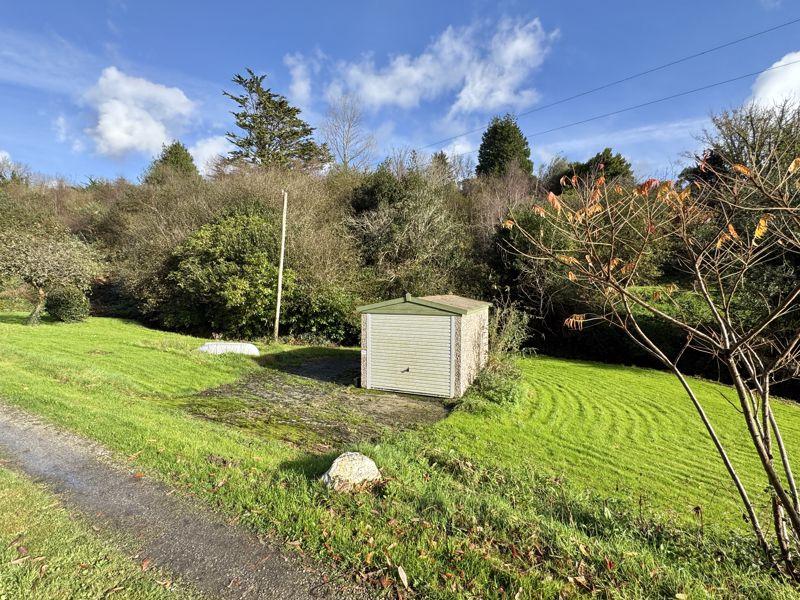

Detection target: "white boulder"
[321, 452, 382, 492]
[197, 342, 260, 357]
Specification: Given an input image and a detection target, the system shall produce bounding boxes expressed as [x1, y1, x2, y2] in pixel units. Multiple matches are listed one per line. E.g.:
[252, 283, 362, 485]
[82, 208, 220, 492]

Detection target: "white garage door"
[367, 314, 453, 397]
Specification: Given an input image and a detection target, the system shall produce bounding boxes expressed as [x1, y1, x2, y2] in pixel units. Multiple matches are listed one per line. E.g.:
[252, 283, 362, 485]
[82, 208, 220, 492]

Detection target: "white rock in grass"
[321, 452, 382, 492]
[197, 342, 260, 357]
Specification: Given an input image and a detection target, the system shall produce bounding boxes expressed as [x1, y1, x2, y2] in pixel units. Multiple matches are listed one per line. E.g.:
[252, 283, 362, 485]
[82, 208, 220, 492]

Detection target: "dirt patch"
[0, 403, 368, 600]
[182, 347, 448, 452]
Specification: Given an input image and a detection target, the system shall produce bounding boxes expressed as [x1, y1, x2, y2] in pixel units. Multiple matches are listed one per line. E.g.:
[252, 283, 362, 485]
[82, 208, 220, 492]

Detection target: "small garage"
[357, 293, 490, 398]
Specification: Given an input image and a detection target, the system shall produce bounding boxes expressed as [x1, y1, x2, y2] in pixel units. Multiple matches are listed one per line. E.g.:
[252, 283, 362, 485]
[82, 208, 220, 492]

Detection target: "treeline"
[1, 70, 798, 388]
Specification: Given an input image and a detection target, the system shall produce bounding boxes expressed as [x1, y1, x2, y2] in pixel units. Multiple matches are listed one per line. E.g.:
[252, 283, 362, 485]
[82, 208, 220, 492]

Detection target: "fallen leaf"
[788, 157, 800, 174]
[132, 472, 145, 479]
[141, 558, 151, 571]
[397, 565, 409, 590]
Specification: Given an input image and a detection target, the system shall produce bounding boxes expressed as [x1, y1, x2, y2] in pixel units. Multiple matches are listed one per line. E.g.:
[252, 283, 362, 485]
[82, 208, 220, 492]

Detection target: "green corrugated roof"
[357, 293, 490, 315]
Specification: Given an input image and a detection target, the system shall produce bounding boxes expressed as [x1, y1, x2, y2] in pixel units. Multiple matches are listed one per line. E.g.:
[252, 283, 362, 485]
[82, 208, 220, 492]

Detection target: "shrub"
[347, 166, 470, 297]
[465, 305, 530, 408]
[283, 284, 359, 345]
[45, 286, 90, 322]
[163, 212, 294, 338]
[0, 229, 101, 324]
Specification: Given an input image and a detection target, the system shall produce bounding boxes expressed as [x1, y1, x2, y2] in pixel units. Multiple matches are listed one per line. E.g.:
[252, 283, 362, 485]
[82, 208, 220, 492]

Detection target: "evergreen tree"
[542, 148, 633, 194]
[143, 141, 200, 184]
[579, 147, 633, 182]
[476, 114, 533, 177]
[224, 69, 330, 169]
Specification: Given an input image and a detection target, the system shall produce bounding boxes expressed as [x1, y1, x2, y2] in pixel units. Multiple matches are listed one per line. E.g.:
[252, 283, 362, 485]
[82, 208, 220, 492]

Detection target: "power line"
[448, 57, 800, 159]
[419, 16, 800, 151]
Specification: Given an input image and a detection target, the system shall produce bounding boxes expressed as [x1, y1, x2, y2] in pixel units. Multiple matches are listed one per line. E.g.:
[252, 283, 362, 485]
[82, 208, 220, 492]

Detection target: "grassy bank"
[0, 313, 798, 598]
[0, 466, 196, 599]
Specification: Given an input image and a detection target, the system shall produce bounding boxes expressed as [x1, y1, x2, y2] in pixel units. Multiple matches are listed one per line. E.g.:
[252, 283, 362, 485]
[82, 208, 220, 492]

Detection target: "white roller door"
[366, 314, 453, 397]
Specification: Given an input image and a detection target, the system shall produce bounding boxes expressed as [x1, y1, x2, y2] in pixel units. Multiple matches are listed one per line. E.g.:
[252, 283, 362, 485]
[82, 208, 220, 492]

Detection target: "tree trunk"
[26, 288, 45, 325]
[728, 358, 800, 551]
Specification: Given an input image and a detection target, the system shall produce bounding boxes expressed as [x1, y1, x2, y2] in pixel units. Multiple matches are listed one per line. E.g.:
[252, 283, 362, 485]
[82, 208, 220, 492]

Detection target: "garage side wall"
[456, 308, 489, 397]
[360, 313, 369, 388]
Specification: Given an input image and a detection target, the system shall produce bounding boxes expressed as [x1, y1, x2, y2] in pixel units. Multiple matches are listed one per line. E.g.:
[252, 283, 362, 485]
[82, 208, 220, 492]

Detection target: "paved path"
[0, 403, 368, 600]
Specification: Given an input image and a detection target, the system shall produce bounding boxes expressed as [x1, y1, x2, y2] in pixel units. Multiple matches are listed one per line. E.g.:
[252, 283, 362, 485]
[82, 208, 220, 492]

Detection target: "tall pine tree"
[224, 69, 330, 169]
[476, 114, 533, 177]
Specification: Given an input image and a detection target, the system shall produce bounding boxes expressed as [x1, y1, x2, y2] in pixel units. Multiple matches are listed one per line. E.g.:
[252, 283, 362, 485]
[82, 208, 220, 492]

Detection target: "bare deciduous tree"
[512, 111, 800, 578]
[322, 94, 376, 171]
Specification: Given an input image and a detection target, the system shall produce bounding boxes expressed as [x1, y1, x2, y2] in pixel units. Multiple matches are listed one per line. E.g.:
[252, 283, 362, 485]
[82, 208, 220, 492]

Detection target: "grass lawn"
[0, 465, 197, 599]
[0, 313, 798, 598]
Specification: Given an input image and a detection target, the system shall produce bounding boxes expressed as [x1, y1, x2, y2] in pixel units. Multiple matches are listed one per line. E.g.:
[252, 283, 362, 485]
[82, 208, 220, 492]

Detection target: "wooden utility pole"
[274, 189, 288, 340]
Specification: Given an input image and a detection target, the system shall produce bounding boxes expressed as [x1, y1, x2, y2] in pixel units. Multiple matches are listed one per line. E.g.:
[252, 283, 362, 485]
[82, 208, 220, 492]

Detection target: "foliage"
[142, 141, 200, 185]
[466, 304, 530, 408]
[476, 114, 533, 177]
[0, 316, 797, 598]
[163, 212, 295, 338]
[282, 283, 359, 345]
[348, 161, 470, 297]
[0, 229, 100, 324]
[45, 285, 91, 322]
[0, 156, 30, 185]
[542, 147, 633, 194]
[515, 101, 800, 579]
[349, 163, 407, 213]
[224, 69, 330, 169]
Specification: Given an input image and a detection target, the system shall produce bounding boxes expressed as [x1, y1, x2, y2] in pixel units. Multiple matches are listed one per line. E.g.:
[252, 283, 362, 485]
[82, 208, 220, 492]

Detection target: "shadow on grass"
[258, 346, 361, 386]
[278, 451, 340, 480]
[0, 314, 29, 325]
[0, 313, 59, 326]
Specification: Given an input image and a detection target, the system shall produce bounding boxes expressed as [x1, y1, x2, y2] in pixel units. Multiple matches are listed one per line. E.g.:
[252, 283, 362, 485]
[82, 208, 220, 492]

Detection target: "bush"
[283, 284, 359, 345]
[464, 305, 530, 408]
[45, 286, 90, 322]
[163, 212, 293, 338]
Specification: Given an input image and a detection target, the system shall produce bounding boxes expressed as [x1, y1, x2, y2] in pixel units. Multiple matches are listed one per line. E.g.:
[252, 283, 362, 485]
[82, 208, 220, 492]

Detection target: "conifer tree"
[224, 69, 330, 169]
[476, 114, 533, 177]
[143, 141, 200, 184]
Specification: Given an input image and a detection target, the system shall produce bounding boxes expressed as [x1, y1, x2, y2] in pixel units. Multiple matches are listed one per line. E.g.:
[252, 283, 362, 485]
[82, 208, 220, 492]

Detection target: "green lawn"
[0, 466, 197, 599]
[0, 313, 798, 598]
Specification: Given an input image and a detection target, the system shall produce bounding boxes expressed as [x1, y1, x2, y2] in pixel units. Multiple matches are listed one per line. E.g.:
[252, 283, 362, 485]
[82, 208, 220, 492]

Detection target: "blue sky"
[1, 0, 799, 182]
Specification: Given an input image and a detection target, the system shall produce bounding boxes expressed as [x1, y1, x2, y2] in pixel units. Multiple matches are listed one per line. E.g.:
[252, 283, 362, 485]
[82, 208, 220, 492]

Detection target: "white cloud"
[451, 18, 553, 114]
[85, 66, 195, 156]
[750, 51, 800, 107]
[0, 29, 97, 95]
[54, 114, 68, 142]
[189, 135, 231, 175]
[52, 114, 86, 153]
[284, 53, 314, 109]
[329, 18, 556, 115]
